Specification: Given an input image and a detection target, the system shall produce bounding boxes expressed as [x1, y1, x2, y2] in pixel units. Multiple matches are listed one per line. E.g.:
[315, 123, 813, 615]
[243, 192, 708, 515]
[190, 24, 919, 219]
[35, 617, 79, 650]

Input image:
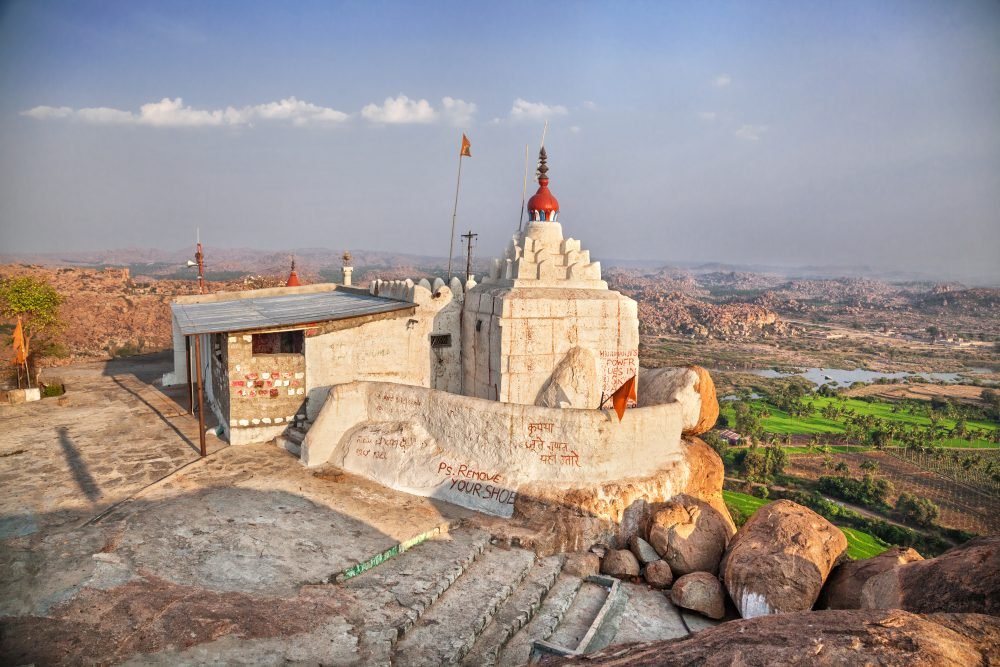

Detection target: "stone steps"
[460, 555, 565, 667]
[345, 527, 492, 642]
[497, 574, 584, 667]
[544, 580, 611, 650]
[390, 545, 538, 666]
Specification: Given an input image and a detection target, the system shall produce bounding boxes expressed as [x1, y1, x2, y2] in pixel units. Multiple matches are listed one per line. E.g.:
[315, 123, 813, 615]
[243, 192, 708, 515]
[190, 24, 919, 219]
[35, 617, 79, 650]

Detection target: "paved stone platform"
[0, 354, 708, 665]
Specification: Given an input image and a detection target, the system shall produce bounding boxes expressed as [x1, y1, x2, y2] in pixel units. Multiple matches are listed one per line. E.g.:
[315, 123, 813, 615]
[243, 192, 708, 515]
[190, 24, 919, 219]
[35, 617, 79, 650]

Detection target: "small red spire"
[527, 147, 559, 222]
[286, 258, 302, 287]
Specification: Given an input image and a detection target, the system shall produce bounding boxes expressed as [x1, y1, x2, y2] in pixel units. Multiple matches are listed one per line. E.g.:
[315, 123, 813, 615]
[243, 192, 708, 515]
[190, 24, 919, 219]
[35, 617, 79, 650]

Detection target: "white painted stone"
[302, 381, 697, 518]
[274, 417, 284, 424]
[243, 335, 252, 342]
[261, 373, 271, 380]
[295, 388, 304, 395]
[294, 372, 304, 379]
[262, 417, 272, 424]
[238, 419, 250, 427]
[251, 418, 261, 425]
[228, 336, 237, 343]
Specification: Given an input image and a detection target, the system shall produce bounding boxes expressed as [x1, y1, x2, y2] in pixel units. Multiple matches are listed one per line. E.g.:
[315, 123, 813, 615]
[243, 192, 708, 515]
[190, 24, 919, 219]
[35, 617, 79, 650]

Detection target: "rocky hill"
[0, 265, 292, 368]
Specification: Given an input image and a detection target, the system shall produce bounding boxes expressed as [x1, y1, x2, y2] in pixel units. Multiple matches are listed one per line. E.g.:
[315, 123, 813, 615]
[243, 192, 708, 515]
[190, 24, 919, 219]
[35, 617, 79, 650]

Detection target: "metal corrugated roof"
[172, 290, 414, 336]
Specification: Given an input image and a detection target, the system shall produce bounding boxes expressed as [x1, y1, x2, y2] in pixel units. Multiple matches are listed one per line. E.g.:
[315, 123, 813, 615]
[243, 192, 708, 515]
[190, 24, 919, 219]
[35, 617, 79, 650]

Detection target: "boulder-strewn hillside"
[0, 265, 287, 366]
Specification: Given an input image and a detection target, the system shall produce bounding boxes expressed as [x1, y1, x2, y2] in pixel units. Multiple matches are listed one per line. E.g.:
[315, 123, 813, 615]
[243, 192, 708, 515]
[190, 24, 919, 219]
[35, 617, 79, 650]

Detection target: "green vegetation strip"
[721, 395, 997, 448]
[338, 523, 448, 581]
[722, 490, 888, 560]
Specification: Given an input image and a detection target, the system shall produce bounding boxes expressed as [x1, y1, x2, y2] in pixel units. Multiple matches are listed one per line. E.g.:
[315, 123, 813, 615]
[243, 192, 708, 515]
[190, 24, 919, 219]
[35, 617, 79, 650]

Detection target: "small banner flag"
[460, 133, 471, 157]
[12, 316, 27, 365]
[610, 374, 638, 422]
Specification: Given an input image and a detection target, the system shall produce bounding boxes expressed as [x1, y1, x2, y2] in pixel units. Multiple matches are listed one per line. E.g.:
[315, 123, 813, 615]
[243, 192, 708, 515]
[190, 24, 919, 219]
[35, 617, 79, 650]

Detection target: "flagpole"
[447, 151, 465, 280]
[518, 144, 529, 231]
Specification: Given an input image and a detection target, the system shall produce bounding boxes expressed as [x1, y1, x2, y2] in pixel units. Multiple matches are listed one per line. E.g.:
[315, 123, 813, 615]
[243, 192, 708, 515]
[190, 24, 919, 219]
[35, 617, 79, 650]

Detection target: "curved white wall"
[302, 381, 696, 517]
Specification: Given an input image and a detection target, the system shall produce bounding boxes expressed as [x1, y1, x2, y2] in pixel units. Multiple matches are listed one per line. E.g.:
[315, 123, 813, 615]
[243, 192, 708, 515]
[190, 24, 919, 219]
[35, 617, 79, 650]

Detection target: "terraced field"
[785, 452, 999, 535]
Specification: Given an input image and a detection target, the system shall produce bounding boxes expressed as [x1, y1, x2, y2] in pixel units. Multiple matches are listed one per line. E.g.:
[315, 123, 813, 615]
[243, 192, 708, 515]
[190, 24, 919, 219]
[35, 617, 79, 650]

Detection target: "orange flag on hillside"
[12, 316, 27, 365]
[460, 133, 471, 157]
[610, 375, 638, 421]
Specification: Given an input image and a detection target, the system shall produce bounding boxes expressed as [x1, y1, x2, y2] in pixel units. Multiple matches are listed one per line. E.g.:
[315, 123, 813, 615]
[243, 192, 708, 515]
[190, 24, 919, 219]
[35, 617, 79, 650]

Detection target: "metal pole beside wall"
[193, 334, 207, 457]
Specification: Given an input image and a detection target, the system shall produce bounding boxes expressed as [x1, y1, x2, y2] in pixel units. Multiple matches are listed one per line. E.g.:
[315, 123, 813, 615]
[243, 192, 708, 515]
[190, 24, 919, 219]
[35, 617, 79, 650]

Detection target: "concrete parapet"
[301, 379, 705, 518]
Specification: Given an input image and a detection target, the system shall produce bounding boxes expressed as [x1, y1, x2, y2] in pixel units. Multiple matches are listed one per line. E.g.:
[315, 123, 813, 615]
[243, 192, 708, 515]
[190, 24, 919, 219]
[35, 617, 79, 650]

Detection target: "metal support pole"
[193, 334, 207, 457]
[185, 336, 193, 415]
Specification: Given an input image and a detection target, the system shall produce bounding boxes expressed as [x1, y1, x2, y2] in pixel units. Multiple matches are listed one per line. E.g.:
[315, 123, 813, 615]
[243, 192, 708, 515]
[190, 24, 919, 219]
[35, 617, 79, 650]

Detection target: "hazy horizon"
[1, 1, 998, 283]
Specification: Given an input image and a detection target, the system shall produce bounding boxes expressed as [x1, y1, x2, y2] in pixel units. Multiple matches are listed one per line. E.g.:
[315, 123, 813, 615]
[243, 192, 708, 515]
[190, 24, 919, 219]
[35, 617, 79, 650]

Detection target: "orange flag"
[460, 133, 471, 157]
[610, 375, 637, 422]
[12, 316, 27, 365]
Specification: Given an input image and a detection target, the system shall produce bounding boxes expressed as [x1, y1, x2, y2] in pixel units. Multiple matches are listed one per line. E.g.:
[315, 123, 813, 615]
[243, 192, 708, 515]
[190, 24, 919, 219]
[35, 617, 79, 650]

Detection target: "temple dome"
[527, 147, 559, 222]
[286, 259, 302, 287]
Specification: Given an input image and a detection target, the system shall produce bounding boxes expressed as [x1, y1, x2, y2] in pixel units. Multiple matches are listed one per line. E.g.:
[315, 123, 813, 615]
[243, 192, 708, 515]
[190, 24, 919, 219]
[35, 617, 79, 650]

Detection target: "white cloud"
[735, 124, 768, 141]
[712, 74, 732, 88]
[21, 105, 74, 120]
[569, 125, 582, 134]
[441, 97, 477, 127]
[508, 98, 569, 122]
[21, 96, 350, 128]
[361, 95, 437, 124]
[698, 111, 718, 121]
[582, 100, 597, 110]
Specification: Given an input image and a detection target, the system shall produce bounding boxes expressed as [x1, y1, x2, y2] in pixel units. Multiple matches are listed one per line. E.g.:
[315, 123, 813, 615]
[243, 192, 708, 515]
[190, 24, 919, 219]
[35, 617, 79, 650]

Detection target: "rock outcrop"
[818, 546, 923, 610]
[542, 610, 1000, 667]
[636, 366, 719, 435]
[648, 494, 734, 576]
[861, 536, 1000, 615]
[721, 500, 847, 618]
[670, 572, 726, 620]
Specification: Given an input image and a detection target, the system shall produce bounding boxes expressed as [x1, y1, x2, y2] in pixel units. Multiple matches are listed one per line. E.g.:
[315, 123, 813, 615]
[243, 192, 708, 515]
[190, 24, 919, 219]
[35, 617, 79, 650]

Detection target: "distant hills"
[1, 246, 996, 287]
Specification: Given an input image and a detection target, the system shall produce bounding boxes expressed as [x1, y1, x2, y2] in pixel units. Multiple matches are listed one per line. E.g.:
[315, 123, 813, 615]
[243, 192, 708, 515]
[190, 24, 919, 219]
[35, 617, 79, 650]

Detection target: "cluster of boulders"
[583, 495, 999, 629]
[591, 492, 736, 620]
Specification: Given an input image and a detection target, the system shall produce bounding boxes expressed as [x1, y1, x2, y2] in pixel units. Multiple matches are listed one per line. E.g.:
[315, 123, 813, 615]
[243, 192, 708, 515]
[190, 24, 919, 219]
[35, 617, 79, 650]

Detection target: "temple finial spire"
[537, 146, 549, 182]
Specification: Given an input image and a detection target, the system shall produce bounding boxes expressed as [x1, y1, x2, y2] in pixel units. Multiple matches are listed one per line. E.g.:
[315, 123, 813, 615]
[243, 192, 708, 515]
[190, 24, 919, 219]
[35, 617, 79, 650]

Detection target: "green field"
[722, 490, 889, 560]
[720, 395, 998, 448]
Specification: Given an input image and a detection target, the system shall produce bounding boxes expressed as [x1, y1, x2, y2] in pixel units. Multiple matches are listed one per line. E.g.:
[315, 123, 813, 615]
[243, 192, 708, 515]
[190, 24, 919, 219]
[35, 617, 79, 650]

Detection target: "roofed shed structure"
[165, 282, 462, 446]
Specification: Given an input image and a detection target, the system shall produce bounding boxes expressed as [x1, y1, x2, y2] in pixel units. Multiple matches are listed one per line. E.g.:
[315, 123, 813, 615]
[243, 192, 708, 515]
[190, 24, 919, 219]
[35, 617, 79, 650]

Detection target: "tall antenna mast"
[195, 227, 205, 294]
[460, 229, 478, 282]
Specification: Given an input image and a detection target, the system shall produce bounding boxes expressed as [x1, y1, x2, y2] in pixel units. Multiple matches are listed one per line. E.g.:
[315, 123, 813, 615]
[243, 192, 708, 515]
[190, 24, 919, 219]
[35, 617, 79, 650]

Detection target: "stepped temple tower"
[462, 147, 640, 407]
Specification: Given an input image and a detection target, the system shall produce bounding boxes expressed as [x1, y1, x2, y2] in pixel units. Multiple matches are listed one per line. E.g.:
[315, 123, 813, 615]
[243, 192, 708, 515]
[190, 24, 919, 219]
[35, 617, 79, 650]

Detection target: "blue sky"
[1, 1, 998, 281]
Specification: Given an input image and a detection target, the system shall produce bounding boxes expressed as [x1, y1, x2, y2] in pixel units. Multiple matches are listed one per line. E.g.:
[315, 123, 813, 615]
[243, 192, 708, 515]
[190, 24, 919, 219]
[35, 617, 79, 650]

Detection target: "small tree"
[0, 275, 62, 380]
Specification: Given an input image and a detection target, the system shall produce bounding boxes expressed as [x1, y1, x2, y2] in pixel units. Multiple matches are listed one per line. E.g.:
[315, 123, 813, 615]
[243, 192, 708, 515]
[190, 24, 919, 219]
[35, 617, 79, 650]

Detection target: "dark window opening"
[476, 320, 483, 332]
[252, 330, 304, 355]
[430, 334, 452, 348]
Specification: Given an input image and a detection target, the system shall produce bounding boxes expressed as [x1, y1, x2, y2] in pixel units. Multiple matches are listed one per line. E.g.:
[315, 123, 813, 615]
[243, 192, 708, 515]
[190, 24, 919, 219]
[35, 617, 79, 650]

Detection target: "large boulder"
[861, 536, 1000, 615]
[541, 610, 1000, 667]
[644, 560, 673, 589]
[535, 347, 600, 409]
[648, 495, 734, 576]
[721, 500, 847, 618]
[670, 572, 726, 620]
[600, 549, 640, 580]
[637, 365, 718, 436]
[818, 546, 923, 610]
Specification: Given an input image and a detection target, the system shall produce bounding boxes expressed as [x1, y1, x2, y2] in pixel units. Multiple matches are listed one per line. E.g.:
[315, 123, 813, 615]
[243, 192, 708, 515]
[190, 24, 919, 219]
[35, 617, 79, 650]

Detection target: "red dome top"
[527, 147, 559, 222]
[286, 259, 302, 287]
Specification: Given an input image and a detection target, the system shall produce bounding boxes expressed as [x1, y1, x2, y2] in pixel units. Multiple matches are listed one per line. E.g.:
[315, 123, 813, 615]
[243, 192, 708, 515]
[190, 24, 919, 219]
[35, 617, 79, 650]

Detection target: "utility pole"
[461, 230, 478, 283]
